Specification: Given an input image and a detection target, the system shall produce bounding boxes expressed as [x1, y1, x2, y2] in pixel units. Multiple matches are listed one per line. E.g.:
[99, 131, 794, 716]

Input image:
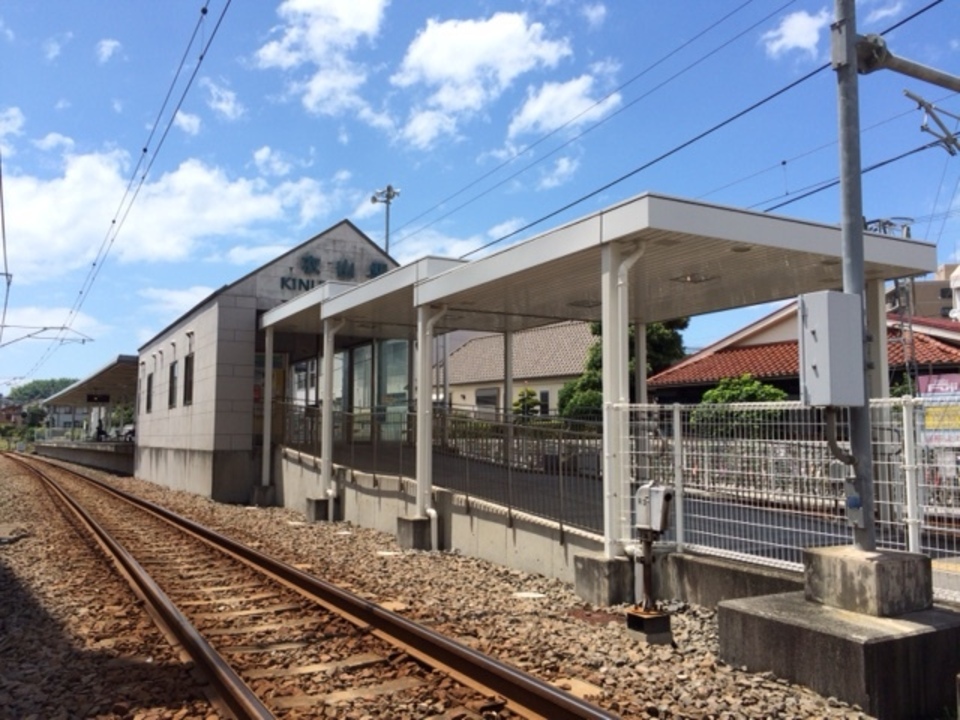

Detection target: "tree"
[700, 374, 787, 404]
[513, 387, 540, 418]
[558, 320, 688, 418]
[691, 374, 787, 437]
[8, 378, 77, 403]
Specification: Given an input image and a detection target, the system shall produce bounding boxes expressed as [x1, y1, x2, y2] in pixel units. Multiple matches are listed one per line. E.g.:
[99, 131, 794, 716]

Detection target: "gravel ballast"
[1, 457, 875, 719]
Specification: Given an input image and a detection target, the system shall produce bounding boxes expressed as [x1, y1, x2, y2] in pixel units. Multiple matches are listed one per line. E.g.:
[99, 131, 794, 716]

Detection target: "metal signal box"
[634, 481, 674, 534]
[798, 290, 866, 408]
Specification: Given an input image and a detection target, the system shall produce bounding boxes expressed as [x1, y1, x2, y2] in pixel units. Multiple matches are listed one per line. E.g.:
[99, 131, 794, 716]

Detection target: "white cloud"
[55, 98, 70, 111]
[864, 1, 903, 25]
[96, 39, 121, 64]
[0, 19, 14, 43]
[400, 108, 458, 150]
[0, 106, 24, 157]
[201, 78, 245, 120]
[42, 32, 73, 61]
[33, 132, 75, 152]
[389, 227, 481, 265]
[762, 9, 830, 59]
[508, 74, 621, 139]
[392, 12, 571, 148]
[253, 146, 292, 177]
[538, 156, 579, 189]
[581, 4, 607, 29]
[223, 245, 293, 266]
[0, 106, 25, 139]
[174, 110, 201, 135]
[111, 99, 123, 114]
[2, 149, 349, 284]
[254, 0, 388, 121]
[138, 286, 215, 316]
[488, 217, 525, 239]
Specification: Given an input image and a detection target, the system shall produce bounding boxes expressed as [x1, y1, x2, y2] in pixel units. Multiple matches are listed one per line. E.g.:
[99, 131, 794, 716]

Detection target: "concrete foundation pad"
[719, 591, 960, 720]
[250, 485, 276, 507]
[397, 516, 431, 551]
[625, 607, 672, 646]
[305, 496, 340, 523]
[805, 545, 932, 616]
[574, 554, 632, 606]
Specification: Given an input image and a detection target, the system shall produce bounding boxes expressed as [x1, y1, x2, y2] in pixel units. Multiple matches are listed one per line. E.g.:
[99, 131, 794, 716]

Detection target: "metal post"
[834, 0, 876, 550]
[635, 321, 648, 404]
[415, 305, 446, 517]
[371, 184, 400, 256]
[601, 243, 623, 559]
[672, 403, 685, 552]
[261, 326, 274, 489]
[504, 329, 514, 514]
[901, 397, 922, 553]
[321, 318, 343, 519]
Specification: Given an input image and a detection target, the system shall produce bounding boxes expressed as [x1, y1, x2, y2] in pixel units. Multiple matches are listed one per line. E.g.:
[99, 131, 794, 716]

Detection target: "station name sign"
[87, 393, 110, 403]
[278, 252, 390, 292]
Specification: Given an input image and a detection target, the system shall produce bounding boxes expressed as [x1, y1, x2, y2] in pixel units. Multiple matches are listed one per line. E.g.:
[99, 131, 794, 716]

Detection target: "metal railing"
[279, 397, 960, 601]
[619, 399, 960, 602]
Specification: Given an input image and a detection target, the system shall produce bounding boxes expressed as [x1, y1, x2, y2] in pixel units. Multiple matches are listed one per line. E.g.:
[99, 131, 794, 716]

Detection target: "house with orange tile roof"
[648, 302, 960, 404]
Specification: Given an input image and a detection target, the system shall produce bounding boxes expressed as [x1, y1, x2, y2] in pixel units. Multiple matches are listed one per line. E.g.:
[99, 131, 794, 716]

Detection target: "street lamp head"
[370, 194, 378, 204]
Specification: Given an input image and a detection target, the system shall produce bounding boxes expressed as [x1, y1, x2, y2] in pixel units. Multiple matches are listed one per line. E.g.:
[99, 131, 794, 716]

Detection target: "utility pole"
[371, 184, 400, 256]
[834, 0, 960, 551]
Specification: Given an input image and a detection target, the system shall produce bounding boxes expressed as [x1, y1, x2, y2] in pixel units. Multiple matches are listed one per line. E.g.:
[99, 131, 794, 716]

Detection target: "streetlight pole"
[371, 184, 400, 255]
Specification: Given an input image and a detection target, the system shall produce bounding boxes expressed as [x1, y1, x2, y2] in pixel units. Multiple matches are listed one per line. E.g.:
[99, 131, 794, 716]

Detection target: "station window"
[539, 390, 550, 416]
[169, 361, 178, 408]
[146, 373, 154, 414]
[940, 287, 953, 300]
[183, 353, 195, 406]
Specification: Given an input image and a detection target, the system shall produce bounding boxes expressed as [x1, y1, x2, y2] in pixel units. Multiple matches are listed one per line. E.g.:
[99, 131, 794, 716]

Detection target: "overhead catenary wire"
[19, 1, 231, 385]
[396, 0, 802, 253]
[458, 0, 946, 260]
[388, 0, 776, 244]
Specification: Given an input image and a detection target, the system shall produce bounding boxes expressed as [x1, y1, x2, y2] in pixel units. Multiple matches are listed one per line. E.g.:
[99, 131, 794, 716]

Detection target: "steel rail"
[8, 454, 273, 720]
[25, 455, 620, 720]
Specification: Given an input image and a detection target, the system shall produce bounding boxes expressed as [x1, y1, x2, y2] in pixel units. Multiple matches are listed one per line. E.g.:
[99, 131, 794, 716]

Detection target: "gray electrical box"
[798, 290, 865, 407]
[635, 481, 674, 534]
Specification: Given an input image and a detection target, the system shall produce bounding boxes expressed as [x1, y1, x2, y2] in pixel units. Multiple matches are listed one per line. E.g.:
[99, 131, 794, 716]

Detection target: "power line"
[390, 0, 797, 251]
[461, 62, 829, 258]
[758, 141, 941, 212]
[20, 1, 232, 383]
[458, 0, 946, 260]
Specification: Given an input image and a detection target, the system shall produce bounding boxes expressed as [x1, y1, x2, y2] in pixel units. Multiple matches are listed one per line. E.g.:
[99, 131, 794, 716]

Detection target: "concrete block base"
[805, 546, 932, 616]
[574, 554, 632, 606]
[397, 516, 431, 551]
[625, 608, 673, 646]
[306, 496, 340, 523]
[250, 485, 276, 507]
[719, 592, 960, 720]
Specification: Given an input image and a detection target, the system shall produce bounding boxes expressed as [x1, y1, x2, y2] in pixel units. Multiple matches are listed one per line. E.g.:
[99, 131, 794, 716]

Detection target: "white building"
[135, 220, 396, 502]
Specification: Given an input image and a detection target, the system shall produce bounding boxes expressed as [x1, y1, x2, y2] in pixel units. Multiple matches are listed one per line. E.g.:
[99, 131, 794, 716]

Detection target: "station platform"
[34, 440, 134, 476]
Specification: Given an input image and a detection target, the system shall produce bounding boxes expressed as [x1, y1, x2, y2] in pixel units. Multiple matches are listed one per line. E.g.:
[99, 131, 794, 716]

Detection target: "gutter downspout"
[416, 305, 447, 549]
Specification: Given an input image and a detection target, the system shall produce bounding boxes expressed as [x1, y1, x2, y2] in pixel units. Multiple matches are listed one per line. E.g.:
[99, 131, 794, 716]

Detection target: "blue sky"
[0, 0, 958, 394]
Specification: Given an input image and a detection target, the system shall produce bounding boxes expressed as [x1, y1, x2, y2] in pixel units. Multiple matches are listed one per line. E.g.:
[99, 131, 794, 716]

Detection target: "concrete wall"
[34, 442, 134, 476]
[275, 445, 810, 606]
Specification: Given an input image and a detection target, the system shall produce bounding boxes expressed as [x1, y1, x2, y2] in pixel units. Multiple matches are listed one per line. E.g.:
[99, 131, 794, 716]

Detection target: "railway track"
[7, 453, 619, 720]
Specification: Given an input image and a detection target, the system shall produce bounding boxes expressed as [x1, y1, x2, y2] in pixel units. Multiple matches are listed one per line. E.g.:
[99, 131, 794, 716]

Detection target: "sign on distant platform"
[86, 393, 110, 403]
[918, 374, 960, 446]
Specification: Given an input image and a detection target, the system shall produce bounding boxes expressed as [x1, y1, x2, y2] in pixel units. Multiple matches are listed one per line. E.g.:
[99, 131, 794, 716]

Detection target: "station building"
[134, 220, 396, 503]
